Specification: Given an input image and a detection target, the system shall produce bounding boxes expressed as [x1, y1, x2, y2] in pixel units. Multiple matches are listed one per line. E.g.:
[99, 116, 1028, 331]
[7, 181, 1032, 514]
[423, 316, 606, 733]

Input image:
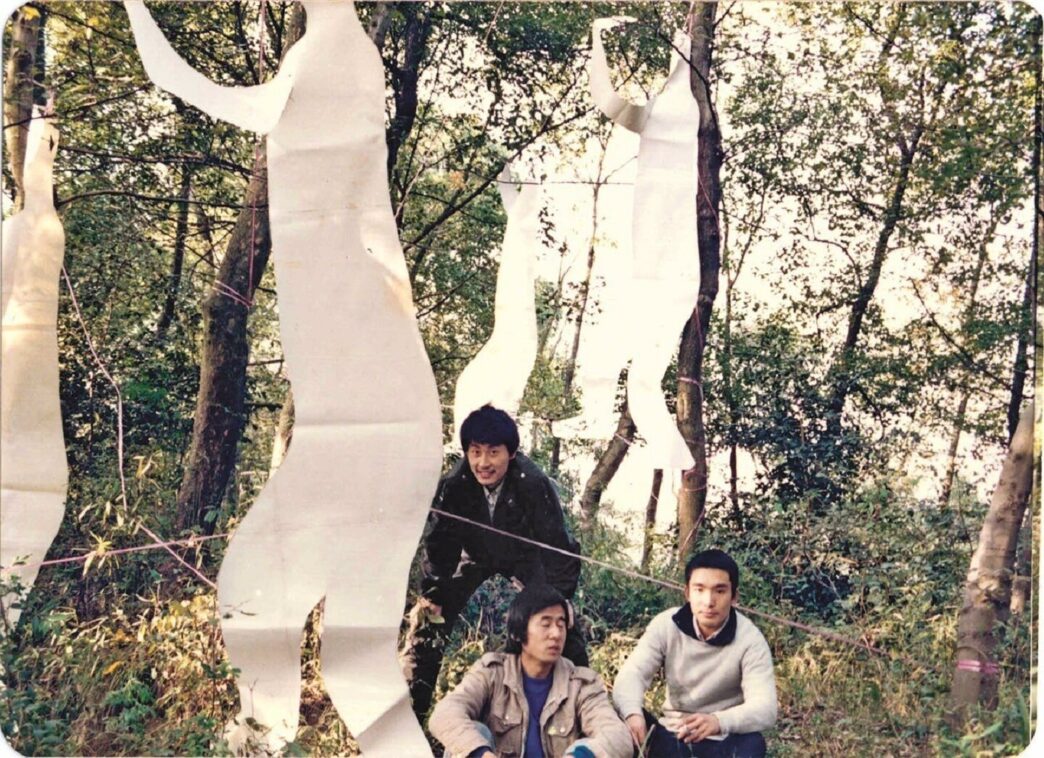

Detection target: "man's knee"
[441, 721, 494, 758]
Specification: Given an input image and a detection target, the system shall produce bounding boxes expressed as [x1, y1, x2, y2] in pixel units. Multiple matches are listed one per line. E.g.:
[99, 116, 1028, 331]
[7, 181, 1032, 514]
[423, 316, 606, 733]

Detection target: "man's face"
[685, 567, 736, 637]
[467, 442, 514, 488]
[521, 603, 567, 667]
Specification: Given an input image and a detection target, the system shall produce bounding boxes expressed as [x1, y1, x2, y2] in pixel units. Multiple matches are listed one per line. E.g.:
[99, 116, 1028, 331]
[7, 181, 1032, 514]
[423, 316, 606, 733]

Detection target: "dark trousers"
[401, 561, 588, 720]
[643, 711, 766, 758]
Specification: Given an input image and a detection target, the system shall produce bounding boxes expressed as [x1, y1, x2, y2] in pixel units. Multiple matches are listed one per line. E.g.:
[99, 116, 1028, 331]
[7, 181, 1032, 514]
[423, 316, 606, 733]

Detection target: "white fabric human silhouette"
[1, 108, 68, 630]
[452, 165, 540, 442]
[125, 2, 442, 754]
[581, 17, 700, 470]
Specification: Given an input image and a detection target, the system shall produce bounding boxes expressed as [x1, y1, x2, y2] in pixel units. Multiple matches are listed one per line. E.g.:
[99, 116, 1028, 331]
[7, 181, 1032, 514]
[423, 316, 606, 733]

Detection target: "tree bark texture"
[3, 5, 42, 211]
[676, 1, 722, 562]
[1009, 507, 1034, 616]
[1008, 22, 1039, 443]
[174, 148, 272, 533]
[386, 2, 432, 207]
[951, 403, 1035, 715]
[579, 402, 635, 526]
[173, 7, 305, 533]
[640, 469, 663, 572]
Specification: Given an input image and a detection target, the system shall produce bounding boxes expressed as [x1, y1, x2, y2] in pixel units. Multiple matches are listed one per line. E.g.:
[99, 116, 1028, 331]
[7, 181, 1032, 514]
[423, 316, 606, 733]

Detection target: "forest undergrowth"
[1, 483, 1035, 757]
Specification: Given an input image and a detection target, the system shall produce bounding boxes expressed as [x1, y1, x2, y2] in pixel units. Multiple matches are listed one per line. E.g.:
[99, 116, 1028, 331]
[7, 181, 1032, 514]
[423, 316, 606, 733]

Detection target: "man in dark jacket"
[401, 405, 586, 720]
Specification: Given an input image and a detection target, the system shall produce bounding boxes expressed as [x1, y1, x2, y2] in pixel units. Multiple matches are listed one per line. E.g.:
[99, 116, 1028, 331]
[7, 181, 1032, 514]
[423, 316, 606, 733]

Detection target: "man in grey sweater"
[613, 550, 777, 757]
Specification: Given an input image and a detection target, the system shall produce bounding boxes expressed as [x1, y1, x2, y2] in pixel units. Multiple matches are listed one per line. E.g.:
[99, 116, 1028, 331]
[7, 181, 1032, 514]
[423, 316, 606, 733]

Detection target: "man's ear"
[730, 594, 739, 607]
[509, 451, 517, 460]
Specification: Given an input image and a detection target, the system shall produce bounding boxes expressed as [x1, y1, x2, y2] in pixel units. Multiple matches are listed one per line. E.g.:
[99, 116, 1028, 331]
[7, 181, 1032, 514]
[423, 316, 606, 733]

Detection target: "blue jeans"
[450, 722, 595, 758]
[645, 723, 766, 758]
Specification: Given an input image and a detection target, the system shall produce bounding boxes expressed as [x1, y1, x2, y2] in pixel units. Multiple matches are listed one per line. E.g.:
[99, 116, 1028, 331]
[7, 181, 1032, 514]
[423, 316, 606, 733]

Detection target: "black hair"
[684, 549, 739, 597]
[460, 404, 520, 455]
[504, 584, 569, 653]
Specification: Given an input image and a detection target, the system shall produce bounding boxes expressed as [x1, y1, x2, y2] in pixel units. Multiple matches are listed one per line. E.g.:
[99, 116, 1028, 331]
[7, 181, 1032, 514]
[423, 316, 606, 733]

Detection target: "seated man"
[402, 405, 586, 719]
[430, 585, 632, 758]
[613, 550, 777, 758]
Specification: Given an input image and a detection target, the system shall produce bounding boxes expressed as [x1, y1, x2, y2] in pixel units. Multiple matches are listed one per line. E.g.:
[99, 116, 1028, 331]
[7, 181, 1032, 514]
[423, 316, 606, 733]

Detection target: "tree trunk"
[174, 9, 304, 533]
[951, 403, 1035, 717]
[677, 1, 722, 562]
[1008, 24, 1039, 443]
[579, 401, 635, 526]
[824, 9, 936, 443]
[640, 469, 663, 572]
[825, 137, 917, 439]
[723, 244, 741, 531]
[368, 2, 392, 51]
[1009, 507, 1034, 616]
[939, 392, 969, 509]
[939, 225, 992, 508]
[1007, 265, 1033, 444]
[3, 4, 42, 210]
[386, 3, 432, 212]
[155, 163, 194, 339]
[174, 148, 272, 533]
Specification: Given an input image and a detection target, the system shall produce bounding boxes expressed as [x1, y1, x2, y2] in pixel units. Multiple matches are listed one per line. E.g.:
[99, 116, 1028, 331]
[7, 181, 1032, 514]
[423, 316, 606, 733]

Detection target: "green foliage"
[1, 1, 1034, 755]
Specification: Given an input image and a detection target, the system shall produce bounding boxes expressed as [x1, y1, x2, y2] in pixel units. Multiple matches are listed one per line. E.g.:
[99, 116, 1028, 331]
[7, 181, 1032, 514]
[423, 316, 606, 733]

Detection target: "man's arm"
[429, 657, 498, 756]
[420, 477, 465, 607]
[613, 613, 668, 745]
[711, 633, 778, 735]
[529, 474, 581, 597]
[575, 671, 636, 758]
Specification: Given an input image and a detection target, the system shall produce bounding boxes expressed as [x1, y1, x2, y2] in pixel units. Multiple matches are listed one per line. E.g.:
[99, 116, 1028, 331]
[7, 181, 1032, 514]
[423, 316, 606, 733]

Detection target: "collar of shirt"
[484, 481, 504, 519]
[693, 622, 723, 642]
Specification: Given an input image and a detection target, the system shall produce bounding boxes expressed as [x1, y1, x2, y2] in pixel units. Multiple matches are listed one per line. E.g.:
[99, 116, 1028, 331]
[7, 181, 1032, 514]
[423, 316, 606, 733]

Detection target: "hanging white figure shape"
[452, 164, 540, 442]
[1, 107, 68, 631]
[124, 1, 442, 754]
[551, 178, 634, 442]
[581, 17, 701, 470]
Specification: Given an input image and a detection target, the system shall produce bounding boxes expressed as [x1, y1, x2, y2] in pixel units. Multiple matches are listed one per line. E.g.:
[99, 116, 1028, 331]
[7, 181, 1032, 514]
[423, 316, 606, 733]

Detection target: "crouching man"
[613, 550, 777, 758]
[402, 405, 586, 720]
[431, 585, 632, 758]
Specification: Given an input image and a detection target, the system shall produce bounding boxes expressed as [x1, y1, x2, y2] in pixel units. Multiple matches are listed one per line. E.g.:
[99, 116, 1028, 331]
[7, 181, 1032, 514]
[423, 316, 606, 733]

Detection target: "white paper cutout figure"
[125, 2, 442, 754]
[552, 193, 634, 442]
[583, 17, 700, 470]
[1, 108, 68, 630]
[452, 165, 540, 441]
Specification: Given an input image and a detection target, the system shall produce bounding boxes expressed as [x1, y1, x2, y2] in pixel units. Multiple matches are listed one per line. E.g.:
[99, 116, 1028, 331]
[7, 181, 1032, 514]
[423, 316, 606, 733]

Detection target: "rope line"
[60, 267, 217, 590]
[10, 477, 927, 669]
[12, 534, 229, 571]
[428, 509, 925, 669]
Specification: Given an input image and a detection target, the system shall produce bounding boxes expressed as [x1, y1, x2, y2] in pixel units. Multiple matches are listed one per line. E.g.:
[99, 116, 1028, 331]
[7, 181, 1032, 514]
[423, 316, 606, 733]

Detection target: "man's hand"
[420, 597, 443, 620]
[676, 713, 721, 743]
[625, 714, 647, 748]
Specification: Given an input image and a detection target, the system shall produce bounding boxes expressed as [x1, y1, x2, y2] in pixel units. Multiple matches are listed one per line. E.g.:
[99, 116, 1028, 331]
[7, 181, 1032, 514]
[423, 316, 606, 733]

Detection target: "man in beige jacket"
[430, 585, 632, 758]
